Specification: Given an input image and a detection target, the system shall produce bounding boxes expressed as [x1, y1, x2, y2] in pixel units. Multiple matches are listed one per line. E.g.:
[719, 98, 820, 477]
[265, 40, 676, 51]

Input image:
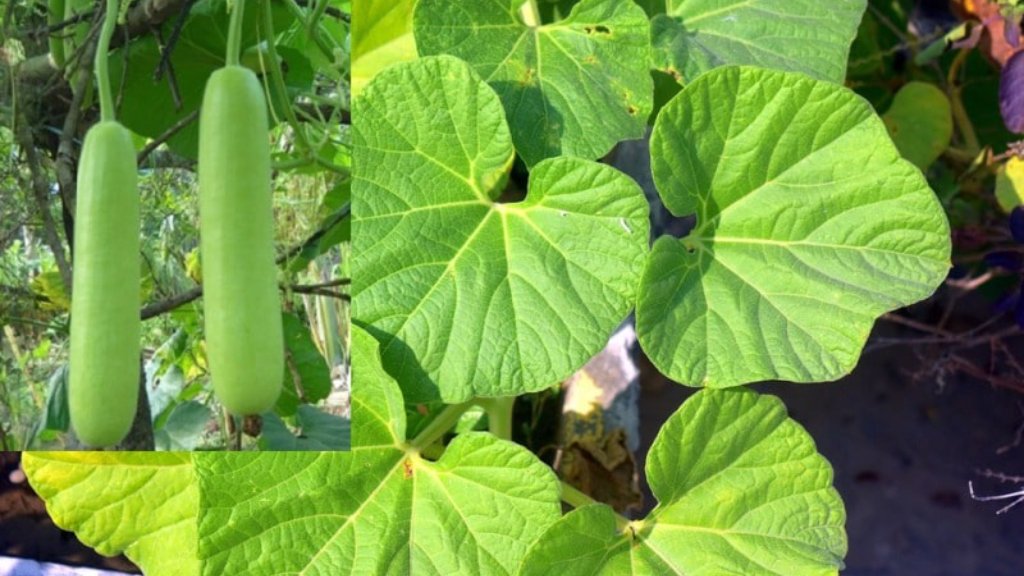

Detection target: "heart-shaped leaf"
[636, 66, 951, 387]
[353, 56, 649, 402]
[651, 0, 866, 85]
[414, 0, 653, 166]
[519, 389, 847, 575]
[195, 326, 562, 575]
[22, 452, 199, 576]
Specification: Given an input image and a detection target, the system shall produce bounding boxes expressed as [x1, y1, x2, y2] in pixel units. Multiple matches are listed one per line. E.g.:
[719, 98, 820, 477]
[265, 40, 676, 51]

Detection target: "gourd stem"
[478, 396, 515, 440]
[225, 0, 246, 66]
[561, 481, 631, 531]
[95, 0, 119, 123]
[409, 401, 474, 451]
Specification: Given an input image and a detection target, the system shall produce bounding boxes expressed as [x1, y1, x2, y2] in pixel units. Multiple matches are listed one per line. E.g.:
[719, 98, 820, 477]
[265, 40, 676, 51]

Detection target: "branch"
[140, 279, 349, 320]
[12, 103, 72, 292]
[137, 108, 198, 165]
[53, 32, 97, 226]
[19, 0, 190, 85]
[140, 285, 202, 320]
[293, 0, 350, 22]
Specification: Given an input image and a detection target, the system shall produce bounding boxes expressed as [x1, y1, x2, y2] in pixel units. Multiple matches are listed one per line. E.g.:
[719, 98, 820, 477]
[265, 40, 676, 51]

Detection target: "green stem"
[95, 0, 120, 122]
[307, 0, 329, 36]
[281, 0, 336, 60]
[225, 0, 246, 66]
[261, 0, 313, 154]
[561, 481, 630, 531]
[947, 49, 980, 156]
[409, 401, 473, 451]
[479, 396, 515, 440]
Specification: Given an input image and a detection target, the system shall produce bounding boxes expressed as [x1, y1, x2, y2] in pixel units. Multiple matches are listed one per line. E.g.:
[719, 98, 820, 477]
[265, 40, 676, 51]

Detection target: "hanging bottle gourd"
[198, 0, 284, 415]
[68, 0, 140, 448]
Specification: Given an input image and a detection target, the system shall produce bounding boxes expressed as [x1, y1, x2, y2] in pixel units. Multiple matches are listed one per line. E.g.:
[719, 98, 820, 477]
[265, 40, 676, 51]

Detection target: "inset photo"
[0, 0, 351, 451]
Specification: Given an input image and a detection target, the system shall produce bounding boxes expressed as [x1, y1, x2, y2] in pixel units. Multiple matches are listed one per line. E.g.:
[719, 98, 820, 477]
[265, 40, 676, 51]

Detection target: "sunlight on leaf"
[22, 452, 198, 576]
[415, 0, 652, 166]
[195, 327, 562, 575]
[520, 389, 847, 575]
[353, 56, 649, 402]
[637, 66, 951, 387]
[651, 0, 866, 85]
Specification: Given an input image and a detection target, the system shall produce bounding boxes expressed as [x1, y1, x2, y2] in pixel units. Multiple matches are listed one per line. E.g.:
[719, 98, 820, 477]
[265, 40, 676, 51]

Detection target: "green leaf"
[196, 326, 562, 575]
[352, 0, 418, 96]
[414, 0, 653, 166]
[882, 82, 953, 170]
[520, 389, 846, 575]
[637, 66, 951, 387]
[41, 365, 69, 432]
[996, 157, 1024, 212]
[259, 404, 351, 450]
[154, 400, 213, 451]
[21, 453, 199, 576]
[276, 311, 332, 415]
[353, 56, 649, 402]
[110, 0, 300, 159]
[650, 0, 866, 85]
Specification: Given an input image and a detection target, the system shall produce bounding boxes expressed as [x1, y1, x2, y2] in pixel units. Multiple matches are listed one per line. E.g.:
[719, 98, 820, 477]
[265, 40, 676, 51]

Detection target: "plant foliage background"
[9, 0, 1024, 573]
[0, 0, 351, 451]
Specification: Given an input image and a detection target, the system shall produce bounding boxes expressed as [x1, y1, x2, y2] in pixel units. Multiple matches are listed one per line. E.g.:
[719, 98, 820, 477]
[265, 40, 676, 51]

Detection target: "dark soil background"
[637, 320, 1024, 576]
[0, 452, 140, 574]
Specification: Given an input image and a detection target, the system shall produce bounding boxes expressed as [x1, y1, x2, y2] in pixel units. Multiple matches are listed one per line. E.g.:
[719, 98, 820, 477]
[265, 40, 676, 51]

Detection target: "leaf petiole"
[560, 481, 630, 531]
[408, 401, 474, 451]
[478, 396, 515, 440]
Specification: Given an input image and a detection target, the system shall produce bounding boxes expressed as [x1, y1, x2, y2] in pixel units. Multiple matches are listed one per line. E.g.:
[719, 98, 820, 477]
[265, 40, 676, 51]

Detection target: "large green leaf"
[520, 389, 846, 575]
[414, 0, 653, 166]
[22, 328, 562, 575]
[352, 0, 418, 96]
[197, 326, 562, 574]
[636, 66, 950, 387]
[651, 0, 866, 84]
[353, 56, 649, 402]
[110, 0, 302, 159]
[22, 452, 199, 576]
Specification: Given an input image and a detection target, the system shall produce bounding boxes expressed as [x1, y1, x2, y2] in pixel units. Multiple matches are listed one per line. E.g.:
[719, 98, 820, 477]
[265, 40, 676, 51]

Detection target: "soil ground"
[637, 322, 1024, 576]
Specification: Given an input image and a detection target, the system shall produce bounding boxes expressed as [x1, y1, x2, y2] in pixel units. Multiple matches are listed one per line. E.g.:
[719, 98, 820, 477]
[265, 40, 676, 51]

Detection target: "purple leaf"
[1006, 13, 1022, 49]
[1000, 51, 1024, 133]
[984, 250, 1024, 271]
[1011, 206, 1024, 243]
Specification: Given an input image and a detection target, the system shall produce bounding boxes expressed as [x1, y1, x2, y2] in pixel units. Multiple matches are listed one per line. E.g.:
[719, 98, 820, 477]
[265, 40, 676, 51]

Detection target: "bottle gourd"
[68, 122, 140, 447]
[198, 65, 283, 415]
